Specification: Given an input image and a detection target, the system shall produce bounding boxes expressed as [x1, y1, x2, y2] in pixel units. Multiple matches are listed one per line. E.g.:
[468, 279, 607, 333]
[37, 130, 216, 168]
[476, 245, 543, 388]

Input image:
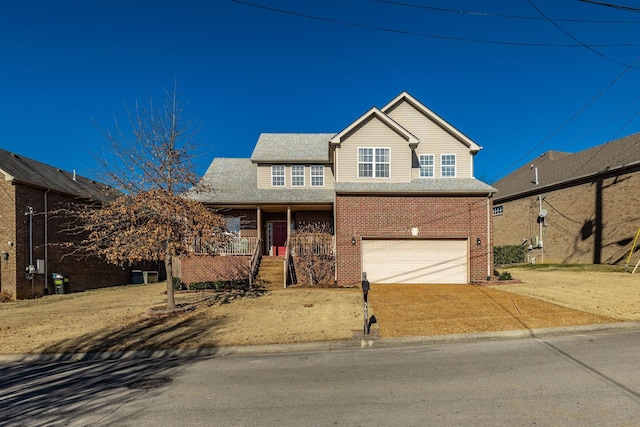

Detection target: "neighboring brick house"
[0, 149, 137, 299]
[188, 92, 496, 286]
[492, 133, 640, 265]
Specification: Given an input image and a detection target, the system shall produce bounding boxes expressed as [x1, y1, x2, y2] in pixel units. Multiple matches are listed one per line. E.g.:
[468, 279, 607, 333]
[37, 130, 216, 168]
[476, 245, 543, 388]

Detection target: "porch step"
[255, 256, 285, 289]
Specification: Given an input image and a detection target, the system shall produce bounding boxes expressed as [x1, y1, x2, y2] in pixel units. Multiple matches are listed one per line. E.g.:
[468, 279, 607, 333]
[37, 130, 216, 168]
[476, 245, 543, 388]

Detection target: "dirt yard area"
[0, 265, 638, 356]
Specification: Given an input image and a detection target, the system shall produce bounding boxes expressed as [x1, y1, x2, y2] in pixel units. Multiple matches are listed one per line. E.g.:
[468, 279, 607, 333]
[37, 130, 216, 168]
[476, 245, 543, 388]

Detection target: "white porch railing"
[216, 237, 259, 255]
[191, 236, 259, 256]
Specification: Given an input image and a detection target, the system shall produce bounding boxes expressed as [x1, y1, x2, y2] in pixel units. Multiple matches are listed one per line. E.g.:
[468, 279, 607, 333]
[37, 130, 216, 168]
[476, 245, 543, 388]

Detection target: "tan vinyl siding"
[335, 117, 412, 183]
[257, 164, 334, 189]
[388, 101, 473, 178]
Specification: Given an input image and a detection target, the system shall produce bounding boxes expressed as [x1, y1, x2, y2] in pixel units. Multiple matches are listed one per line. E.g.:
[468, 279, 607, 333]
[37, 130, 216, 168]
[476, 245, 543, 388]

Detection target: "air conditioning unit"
[531, 236, 538, 247]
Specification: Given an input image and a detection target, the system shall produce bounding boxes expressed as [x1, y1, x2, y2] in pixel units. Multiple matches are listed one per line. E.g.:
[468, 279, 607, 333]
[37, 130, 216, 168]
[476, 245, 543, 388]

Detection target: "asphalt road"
[2, 329, 639, 426]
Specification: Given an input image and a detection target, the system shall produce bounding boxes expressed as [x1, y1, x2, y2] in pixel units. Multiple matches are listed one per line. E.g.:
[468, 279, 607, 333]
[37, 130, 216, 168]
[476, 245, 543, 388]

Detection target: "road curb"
[2, 321, 640, 364]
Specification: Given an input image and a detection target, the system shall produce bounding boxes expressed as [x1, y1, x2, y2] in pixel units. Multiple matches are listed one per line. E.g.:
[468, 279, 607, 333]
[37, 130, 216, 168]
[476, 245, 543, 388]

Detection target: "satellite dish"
[539, 209, 548, 218]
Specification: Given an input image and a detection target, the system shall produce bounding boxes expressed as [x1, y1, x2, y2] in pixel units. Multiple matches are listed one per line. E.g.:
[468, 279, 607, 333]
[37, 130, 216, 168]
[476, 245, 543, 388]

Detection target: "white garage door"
[362, 239, 468, 284]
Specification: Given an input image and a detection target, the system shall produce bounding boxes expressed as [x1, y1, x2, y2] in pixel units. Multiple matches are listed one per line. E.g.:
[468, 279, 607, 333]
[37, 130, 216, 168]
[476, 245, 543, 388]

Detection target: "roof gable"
[382, 91, 481, 153]
[329, 107, 419, 148]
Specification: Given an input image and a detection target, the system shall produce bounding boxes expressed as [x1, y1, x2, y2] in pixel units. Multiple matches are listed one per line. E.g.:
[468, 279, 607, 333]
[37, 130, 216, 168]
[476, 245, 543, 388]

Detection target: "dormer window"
[358, 147, 390, 178]
[441, 154, 456, 177]
[291, 165, 304, 186]
[272, 165, 285, 186]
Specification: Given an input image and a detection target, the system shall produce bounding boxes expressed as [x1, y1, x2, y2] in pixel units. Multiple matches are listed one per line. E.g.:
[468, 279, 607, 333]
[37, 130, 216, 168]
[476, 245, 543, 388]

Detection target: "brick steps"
[255, 256, 285, 289]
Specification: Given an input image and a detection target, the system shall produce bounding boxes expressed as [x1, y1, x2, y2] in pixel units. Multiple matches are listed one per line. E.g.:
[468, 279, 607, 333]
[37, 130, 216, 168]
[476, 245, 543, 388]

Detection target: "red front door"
[272, 222, 287, 256]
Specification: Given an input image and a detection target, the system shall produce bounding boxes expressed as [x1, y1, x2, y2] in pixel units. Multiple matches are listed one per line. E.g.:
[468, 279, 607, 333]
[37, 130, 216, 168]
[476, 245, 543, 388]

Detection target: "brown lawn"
[1, 266, 638, 355]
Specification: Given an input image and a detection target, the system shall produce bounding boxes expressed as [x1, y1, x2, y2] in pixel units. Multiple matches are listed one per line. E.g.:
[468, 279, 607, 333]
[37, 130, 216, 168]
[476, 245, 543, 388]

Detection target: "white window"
[419, 154, 434, 177]
[225, 217, 241, 234]
[291, 165, 305, 186]
[358, 147, 390, 178]
[311, 165, 324, 186]
[441, 154, 456, 177]
[271, 165, 285, 186]
[493, 206, 503, 216]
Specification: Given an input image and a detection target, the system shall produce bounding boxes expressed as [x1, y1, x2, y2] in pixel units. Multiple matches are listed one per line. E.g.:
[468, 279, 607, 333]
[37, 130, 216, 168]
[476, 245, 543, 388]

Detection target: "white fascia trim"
[329, 107, 419, 147]
[382, 91, 482, 152]
[0, 167, 14, 181]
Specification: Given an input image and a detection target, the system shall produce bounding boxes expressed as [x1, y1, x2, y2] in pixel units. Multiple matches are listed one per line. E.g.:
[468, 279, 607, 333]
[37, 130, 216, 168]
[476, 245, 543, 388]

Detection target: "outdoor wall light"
[1, 251, 8, 261]
[351, 237, 356, 245]
[476, 237, 481, 246]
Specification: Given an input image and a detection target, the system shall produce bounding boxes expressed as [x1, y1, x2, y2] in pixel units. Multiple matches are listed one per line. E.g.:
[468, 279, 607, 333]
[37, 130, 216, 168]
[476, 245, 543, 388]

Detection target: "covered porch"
[216, 203, 334, 257]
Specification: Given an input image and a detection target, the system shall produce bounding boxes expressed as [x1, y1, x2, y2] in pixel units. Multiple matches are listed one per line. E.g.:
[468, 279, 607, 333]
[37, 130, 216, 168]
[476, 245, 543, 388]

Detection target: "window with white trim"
[419, 154, 434, 177]
[225, 217, 241, 235]
[441, 154, 456, 177]
[311, 165, 324, 186]
[291, 165, 304, 186]
[271, 165, 285, 186]
[358, 147, 390, 178]
[493, 206, 503, 216]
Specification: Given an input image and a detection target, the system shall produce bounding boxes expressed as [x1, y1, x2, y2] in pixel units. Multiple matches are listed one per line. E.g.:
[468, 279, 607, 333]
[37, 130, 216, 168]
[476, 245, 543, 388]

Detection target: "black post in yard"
[361, 272, 370, 335]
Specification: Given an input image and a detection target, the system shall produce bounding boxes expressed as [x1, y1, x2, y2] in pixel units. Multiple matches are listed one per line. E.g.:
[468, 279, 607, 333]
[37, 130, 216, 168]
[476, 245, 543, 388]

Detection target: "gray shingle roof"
[189, 157, 495, 204]
[188, 158, 334, 204]
[335, 179, 496, 194]
[0, 148, 114, 200]
[494, 133, 640, 201]
[250, 133, 334, 162]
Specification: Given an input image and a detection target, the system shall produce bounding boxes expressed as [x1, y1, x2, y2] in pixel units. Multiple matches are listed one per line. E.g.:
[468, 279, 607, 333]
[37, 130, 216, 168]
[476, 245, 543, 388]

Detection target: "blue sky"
[2, 0, 640, 184]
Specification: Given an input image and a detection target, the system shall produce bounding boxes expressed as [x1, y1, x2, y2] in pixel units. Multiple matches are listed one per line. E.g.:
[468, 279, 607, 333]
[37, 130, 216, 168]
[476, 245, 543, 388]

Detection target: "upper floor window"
[291, 165, 305, 186]
[441, 154, 456, 177]
[272, 165, 285, 186]
[493, 206, 503, 216]
[358, 147, 390, 178]
[419, 154, 434, 177]
[311, 165, 324, 187]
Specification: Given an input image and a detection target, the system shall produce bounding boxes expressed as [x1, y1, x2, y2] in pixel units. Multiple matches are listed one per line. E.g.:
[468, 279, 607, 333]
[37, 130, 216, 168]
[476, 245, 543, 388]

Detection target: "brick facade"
[494, 167, 640, 265]
[335, 194, 493, 286]
[1, 181, 135, 299]
[0, 179, 17, 298]
[180, 254, 250, 285]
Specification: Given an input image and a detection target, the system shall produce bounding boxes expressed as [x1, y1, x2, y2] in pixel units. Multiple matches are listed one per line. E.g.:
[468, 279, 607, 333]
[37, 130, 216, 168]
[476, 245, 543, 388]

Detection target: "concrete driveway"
[366, 265, 640, 339]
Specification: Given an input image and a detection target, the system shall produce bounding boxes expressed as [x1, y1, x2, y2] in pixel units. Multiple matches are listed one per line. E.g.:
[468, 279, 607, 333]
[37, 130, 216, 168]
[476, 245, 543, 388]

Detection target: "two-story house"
[188, 92, 496, 286]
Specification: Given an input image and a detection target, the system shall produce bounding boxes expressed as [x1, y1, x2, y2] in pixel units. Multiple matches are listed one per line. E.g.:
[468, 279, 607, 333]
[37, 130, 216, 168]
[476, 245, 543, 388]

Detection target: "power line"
[578, 0, 640, 13]
[525, 0, 634, 68]
[494, 54, 640, 182]
[231, 0, 640, 48]
[375, 0, 640, 23]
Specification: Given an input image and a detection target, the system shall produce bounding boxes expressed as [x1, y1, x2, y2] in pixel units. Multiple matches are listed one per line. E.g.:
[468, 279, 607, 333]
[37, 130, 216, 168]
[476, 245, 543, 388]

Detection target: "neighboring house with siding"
[0, 149, 137, 299]
[492, 133, 640, 265]
[188, 92, 496, 287]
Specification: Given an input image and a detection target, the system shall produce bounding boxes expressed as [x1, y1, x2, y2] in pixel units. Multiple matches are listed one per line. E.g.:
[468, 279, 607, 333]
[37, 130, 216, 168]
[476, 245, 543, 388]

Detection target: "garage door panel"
[362, 239, 467, 284]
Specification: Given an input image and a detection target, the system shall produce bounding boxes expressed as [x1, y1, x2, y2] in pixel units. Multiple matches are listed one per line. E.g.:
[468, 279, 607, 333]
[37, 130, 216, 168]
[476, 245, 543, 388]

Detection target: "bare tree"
[75, 83, 225, 311]
[289, 223, 335, 285]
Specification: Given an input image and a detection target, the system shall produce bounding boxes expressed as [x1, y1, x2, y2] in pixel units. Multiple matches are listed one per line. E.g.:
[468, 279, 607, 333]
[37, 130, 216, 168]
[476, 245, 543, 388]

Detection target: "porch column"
[286, 205, 291, 243]
[256, 206, 262, 241]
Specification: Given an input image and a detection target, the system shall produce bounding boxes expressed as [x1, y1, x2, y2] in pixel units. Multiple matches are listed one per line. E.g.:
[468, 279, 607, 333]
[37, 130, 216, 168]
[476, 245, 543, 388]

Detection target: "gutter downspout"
[44, 188, 50, 294]
[487, 193, 492, 281]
